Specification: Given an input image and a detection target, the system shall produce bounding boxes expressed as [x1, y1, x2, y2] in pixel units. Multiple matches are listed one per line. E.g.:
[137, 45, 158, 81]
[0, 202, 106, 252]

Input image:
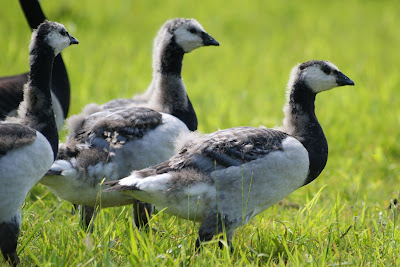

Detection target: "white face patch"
[174, 22, 205, 53]
[302, 63, 339, 93]
[45, 24, 72, 56]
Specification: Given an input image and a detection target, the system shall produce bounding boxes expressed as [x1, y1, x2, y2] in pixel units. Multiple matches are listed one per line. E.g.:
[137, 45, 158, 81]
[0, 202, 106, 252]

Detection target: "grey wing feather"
[0, 123, 36, 158]
[145, 126, 289, 175]
[84, 107, 162, 149]
[58, 107, 163, 168]
[103, 183, 140, 192]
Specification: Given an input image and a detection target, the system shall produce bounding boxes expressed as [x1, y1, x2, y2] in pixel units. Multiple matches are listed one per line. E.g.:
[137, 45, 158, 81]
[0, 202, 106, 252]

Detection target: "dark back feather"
[139, 126, 289, 175]
[0, 123, 36, 158]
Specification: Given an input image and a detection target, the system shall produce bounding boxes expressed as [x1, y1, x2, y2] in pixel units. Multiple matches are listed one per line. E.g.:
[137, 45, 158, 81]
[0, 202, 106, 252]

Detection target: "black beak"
[69, 34, 79, 45]
[202, 32, 219, 46]
[336, 71, 354, 86]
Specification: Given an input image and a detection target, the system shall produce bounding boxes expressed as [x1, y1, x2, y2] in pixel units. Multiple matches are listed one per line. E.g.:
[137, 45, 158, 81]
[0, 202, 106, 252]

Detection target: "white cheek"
[303, 68, 338, 93]
[174, 28, 203, 53]
[45, 32, 69, 56]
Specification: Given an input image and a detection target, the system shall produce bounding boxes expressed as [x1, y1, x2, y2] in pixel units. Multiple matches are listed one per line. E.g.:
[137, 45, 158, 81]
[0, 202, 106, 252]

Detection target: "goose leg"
[0, 214, 20, 266]
[71, 204, 78, 215]
[132, 199, 154, 229]
[195, 212, 234, 251]
[79, 205, 96, 232]
[195, 212, 223, 249]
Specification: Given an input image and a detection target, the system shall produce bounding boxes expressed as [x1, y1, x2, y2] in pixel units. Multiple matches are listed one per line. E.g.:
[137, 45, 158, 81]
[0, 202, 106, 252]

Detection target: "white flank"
[40, 112, 189, 208]
[0, 132, 53, 222]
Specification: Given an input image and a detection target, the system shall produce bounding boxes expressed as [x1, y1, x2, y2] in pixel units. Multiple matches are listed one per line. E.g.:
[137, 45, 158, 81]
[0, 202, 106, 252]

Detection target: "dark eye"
[321, 66, 331, 75]
[189, 28, 197, 34]
[60, 29, 67, 36]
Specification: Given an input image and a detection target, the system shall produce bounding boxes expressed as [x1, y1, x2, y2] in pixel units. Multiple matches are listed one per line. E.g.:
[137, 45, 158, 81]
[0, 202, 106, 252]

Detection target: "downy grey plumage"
[104, 60, 355, 249]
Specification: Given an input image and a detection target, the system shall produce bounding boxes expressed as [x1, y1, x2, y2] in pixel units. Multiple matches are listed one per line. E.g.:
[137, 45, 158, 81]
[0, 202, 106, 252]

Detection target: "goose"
[87, 18, 220, 131]
[0, 0, 72, 131]
[0, 21, 78, 266]
[104, 60, 355, 249]
[42, 107, 190, 229]
[42, 18, 219, 229]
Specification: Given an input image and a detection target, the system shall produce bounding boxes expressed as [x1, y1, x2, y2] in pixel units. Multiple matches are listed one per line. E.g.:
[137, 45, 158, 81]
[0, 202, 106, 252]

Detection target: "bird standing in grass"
[0, 21, 78, 266]
[41, 18, 219, 230]
[104, 60, 355, 249]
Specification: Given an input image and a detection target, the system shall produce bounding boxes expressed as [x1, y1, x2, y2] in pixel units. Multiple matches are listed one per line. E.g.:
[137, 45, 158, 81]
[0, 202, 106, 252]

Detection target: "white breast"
[0, 132, 53, 222]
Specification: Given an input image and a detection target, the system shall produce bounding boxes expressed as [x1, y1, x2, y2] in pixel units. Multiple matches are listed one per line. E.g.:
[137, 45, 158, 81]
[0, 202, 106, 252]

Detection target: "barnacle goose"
[0, 21, 78, 265]
[42, 18, 219, 229]
[91, 18, 219, 131]
[41, 107, 190, 227]
[104, 60, 355, 249]
[0, 0, 72, 131]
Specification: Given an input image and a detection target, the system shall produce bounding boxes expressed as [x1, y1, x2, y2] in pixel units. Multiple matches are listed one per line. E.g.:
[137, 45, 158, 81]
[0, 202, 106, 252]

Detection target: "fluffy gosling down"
[42, 18, 219, 229]
[42, 107, 189, 211]
[104, 60, 355, 248]
[0, 21, 78, 266]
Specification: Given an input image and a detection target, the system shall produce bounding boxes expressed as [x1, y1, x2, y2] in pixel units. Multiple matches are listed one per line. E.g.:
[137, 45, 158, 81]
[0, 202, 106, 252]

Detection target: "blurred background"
[0, 0, 399, 263]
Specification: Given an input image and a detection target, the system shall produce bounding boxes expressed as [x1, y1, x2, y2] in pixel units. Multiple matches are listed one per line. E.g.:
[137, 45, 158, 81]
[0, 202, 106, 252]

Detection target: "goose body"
[0, 21, 78, 265]
[45, 18, 219, 228]
[41, 107, 189, 208]
[111, 127, 309, 222]
[0, 0, 71, 131]
[105, 60, 355, 248]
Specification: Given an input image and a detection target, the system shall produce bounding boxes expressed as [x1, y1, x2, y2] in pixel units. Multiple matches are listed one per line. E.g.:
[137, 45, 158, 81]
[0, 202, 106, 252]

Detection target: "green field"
[1, 0, 400, 265]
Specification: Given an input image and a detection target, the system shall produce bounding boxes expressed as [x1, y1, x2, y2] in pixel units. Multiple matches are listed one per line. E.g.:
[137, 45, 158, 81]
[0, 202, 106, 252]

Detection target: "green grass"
[1, 0, 400, 265]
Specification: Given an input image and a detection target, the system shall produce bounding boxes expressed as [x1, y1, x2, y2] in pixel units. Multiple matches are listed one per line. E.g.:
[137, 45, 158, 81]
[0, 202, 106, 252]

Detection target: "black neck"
[19, 0, 45, 30]
[20, 0, 71, 118]
[158, 39, 184, 76]
[51, 55, 70, 117]
[170, 96, 198, 131]
[25, 47, 59, 159]
[286, 81, 328, 185]
[154, 39, 198, 131]
[29, 48, 53, 91]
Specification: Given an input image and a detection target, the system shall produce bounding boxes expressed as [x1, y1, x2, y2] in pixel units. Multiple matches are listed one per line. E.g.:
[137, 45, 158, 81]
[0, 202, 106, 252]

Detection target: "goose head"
[289, 60, 355, 94]
[156, 18, 219, 53]
[30, 21, 79, 56]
